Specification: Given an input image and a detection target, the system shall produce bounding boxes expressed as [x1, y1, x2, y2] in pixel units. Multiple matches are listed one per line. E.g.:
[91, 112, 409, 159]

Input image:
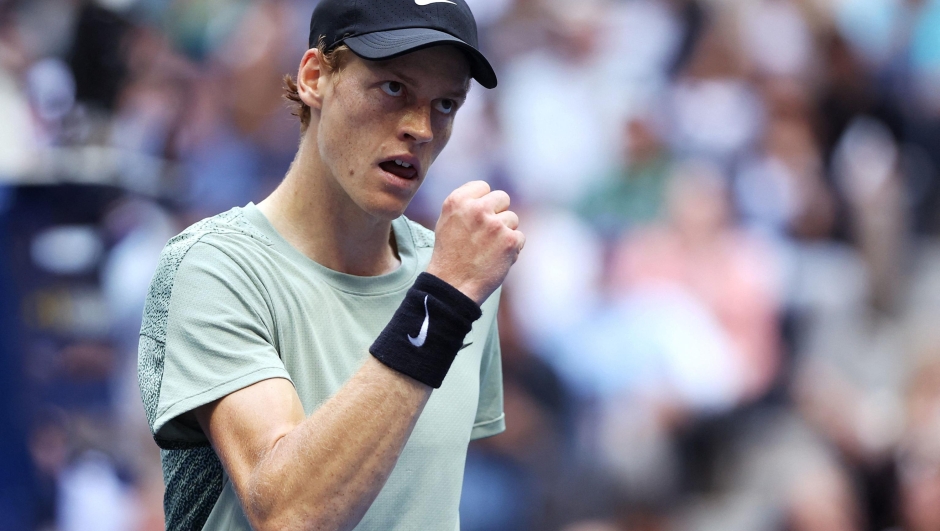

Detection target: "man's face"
[312, 45, 471, 221]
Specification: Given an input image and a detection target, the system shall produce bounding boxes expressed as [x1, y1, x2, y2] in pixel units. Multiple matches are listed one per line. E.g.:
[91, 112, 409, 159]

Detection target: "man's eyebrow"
[382, 66, 470, 101]
[384, 67, 418, 87]
[445, 85, 470, 103]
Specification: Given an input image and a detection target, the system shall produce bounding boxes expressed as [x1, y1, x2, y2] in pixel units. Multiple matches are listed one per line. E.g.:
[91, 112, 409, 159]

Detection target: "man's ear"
[297, 48, 327, 110]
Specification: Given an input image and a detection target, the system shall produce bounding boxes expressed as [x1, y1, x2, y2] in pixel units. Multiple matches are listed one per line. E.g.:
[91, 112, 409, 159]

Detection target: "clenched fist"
[426, 181, 525, 306]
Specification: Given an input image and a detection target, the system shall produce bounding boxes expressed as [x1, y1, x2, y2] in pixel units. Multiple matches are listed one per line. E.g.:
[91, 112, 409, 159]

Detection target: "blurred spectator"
[737, 0, 814, 81]
[505, 206, 605, 354]
[577, 114, 674, 239]
[667, 18, 762, 163]
[832, 117, 907, 311]
[611, 161, 781, 403]
[735, 81, 835, 241]
[497, 9, 619, 207]
[68, 3, 131, 112]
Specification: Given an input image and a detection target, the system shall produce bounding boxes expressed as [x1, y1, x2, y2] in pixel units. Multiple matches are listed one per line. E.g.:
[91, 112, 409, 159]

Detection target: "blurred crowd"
[3, 0, 940, 530]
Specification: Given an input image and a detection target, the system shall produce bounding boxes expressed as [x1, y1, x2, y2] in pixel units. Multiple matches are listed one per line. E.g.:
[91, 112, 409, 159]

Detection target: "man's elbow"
[249, 514, 310, 531]
[246, 506, 315, 531]
[243, 484, 303, 531]
[245, 495, 359, 531]
[243, 461, 373, 531]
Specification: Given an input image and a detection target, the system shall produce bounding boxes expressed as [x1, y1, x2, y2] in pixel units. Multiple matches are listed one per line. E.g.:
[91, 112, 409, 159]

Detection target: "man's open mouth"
[379, 159, 418, 179]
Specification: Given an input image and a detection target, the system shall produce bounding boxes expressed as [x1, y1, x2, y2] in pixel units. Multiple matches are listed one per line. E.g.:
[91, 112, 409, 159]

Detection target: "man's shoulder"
[141, 207, 269, 340]
[168, 207, 272, 256]
[157, 207, 272, 276]
[401, 216, 435, 249]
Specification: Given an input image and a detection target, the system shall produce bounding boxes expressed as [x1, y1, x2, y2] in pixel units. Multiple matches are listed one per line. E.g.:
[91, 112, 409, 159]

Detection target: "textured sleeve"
[138, 238, 291, 449]
[470, 302, 505, 440]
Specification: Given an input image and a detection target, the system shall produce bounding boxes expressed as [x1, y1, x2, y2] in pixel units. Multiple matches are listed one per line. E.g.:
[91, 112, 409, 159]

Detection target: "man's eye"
[434, 99, 455, 115]
[381, 81, 404, 97]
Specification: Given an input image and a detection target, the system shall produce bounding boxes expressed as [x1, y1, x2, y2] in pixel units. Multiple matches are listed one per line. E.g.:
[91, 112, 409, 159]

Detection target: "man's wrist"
[369, 273, 482, 388]
[423, 264, 485, 305]
[414, 273, 481, 320]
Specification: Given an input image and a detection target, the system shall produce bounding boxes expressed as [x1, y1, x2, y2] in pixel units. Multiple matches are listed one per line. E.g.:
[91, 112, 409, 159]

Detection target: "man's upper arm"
[194, 377, 306, 502]
[139, 238, 293, 448]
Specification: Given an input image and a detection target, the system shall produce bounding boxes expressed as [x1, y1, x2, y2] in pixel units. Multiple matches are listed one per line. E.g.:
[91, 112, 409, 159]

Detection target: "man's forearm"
[212, 357, 432, 531]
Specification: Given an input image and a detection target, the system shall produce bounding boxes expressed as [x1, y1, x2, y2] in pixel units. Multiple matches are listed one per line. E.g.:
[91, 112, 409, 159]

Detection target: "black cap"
[308, 0, 497, 89]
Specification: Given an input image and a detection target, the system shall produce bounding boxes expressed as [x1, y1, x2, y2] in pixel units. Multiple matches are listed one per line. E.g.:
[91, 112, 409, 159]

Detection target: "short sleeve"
[470, 313, 505, 440]
[139, 239, 291, 448]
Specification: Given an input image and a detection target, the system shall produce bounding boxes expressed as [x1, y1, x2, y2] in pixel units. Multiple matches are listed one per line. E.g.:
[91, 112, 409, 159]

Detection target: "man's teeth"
[394, 159, 412, 168]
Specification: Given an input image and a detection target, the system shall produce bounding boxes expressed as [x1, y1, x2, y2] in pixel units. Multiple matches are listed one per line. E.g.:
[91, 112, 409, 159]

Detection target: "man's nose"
[399, 105, 433, 144]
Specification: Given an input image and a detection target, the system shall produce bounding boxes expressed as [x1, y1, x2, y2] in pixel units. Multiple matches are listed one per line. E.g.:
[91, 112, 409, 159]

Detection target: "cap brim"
[344, 28, 497, 89]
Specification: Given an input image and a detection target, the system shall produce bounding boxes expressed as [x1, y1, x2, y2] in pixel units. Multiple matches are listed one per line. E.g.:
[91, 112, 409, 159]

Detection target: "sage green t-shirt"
[137, 203, 505, 531]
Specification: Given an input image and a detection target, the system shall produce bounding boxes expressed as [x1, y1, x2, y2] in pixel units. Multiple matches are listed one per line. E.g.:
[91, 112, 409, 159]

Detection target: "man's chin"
[364, 198, 411, 222]
[353, 177, 420, 220]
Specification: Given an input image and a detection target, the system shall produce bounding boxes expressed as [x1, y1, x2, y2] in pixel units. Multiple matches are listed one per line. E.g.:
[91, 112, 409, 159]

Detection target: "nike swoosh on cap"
[408, 295, 430, 347]
[415, 0, 456, 5]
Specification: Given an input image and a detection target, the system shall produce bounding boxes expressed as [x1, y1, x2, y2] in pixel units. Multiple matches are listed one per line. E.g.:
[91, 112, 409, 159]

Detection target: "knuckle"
[442, 195, 458, 212]
[472, 204, 488, 222]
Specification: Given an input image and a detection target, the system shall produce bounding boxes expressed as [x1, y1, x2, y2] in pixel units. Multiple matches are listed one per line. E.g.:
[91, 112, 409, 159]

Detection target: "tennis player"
[137, 0, 522, 529]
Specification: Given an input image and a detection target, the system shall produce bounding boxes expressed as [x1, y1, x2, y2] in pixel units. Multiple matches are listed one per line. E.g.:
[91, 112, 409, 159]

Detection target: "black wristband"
[370, 273, 482, 388]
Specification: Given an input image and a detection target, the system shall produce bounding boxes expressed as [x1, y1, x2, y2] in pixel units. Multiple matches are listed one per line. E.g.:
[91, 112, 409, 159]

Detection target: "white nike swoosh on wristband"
[415, 0, 456, 5]
[408, 295, 429, 347]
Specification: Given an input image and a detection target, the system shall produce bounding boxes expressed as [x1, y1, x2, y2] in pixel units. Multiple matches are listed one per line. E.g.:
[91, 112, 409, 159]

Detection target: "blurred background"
[3, 0, 940, 529]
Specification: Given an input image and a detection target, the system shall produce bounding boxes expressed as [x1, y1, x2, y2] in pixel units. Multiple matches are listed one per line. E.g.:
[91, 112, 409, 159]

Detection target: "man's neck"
[257, 137, 401, 277]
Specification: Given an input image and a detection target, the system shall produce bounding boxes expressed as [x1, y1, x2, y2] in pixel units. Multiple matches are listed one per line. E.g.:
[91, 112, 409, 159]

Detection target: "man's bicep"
[195, 377, 306, 497]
